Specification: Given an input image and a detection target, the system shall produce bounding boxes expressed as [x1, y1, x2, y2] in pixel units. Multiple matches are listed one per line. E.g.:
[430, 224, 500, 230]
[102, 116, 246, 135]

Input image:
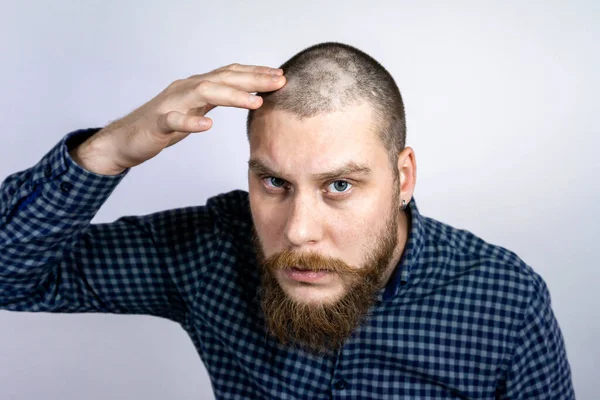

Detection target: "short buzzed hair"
[246, 42, 406, 169]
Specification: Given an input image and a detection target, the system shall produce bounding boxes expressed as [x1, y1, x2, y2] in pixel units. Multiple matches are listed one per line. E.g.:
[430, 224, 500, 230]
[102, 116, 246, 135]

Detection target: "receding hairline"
[248, 96, 383, 135]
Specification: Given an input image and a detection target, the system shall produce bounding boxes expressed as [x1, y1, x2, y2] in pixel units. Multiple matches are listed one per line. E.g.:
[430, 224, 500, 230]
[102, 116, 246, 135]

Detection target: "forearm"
[68, 126, 127, 176]
[0, 128, 128, 308]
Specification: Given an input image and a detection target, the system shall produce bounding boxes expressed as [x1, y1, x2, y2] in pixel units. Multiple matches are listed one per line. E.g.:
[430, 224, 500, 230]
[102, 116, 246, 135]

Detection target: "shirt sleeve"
[496, 273, 575, 399]
[0, 128, 205, 324]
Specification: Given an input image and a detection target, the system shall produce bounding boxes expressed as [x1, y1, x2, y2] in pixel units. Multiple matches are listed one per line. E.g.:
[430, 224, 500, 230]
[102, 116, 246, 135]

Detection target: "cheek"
[328, 215, 371, 263]
[250, 198, 285, 247]
[331, 199, 390, 258]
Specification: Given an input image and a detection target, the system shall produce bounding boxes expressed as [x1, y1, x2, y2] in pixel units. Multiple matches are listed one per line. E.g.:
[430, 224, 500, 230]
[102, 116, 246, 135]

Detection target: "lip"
[284, 268, 330, 283]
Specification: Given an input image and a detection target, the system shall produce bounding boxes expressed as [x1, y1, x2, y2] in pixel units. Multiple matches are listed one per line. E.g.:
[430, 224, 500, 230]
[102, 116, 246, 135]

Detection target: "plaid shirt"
[0, 128, 574, 399]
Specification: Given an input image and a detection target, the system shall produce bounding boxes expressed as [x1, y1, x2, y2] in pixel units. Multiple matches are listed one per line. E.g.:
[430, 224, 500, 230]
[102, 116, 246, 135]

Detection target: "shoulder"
[137, 189, 252, 259]
[417, 214, 547, 318]
[205, 189, 251, 222]
[205, 189, 254, 239]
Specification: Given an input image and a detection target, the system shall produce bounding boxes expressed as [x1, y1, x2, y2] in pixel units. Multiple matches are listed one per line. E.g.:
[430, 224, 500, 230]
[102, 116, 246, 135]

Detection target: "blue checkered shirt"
[1, 128, 574, 399]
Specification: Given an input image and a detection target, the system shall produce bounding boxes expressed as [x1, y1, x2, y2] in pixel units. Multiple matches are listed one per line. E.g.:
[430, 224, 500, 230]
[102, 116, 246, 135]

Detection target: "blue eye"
[264, 177, 286, 188]
[328, 180, 352, 193]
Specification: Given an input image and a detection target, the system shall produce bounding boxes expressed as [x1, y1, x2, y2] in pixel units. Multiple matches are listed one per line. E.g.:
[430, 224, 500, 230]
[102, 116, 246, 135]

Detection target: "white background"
[1, 1, 598, 399]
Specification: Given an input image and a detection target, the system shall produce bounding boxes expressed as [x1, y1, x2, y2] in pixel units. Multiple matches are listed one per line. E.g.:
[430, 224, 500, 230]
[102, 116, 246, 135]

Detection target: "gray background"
[1, 0, 598, 399]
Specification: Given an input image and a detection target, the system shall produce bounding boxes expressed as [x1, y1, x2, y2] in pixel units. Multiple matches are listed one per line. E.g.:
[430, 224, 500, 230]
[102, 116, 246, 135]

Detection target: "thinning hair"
[246, 42, 406, 168]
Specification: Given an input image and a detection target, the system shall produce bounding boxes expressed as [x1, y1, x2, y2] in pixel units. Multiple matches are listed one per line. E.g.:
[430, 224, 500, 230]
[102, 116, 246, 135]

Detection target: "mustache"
[261, 249, 369, 276]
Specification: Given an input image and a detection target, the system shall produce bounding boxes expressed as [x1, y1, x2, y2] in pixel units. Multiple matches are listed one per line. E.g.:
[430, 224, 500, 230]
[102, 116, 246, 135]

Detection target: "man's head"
[247, 42, 407, 171]
[246, 42, 416, 353]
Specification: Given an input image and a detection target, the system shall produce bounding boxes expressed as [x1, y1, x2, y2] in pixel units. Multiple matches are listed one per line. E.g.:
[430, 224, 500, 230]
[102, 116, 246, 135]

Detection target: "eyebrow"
[248, 158, 372, 181]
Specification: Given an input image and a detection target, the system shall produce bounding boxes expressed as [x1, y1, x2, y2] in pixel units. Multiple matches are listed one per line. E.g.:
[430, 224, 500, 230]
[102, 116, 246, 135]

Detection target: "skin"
[70, 63, 287, 176]
[248, 102, 417, 305]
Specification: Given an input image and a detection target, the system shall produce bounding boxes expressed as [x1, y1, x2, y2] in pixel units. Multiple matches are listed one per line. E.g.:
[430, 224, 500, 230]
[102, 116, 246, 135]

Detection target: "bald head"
[247, 42, 406, 165]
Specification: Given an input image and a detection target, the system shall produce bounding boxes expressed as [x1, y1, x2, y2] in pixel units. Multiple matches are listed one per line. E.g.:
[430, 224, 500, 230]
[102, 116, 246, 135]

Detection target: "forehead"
[249, 103, 386, 172]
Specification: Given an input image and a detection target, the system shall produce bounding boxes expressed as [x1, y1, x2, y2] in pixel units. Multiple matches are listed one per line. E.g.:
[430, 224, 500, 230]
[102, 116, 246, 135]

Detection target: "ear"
[396, 147, 417, 205]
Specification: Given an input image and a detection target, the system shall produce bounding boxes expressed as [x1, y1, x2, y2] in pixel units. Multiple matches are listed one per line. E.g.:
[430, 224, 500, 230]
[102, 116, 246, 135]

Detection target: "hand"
[71, 63, 286, 175]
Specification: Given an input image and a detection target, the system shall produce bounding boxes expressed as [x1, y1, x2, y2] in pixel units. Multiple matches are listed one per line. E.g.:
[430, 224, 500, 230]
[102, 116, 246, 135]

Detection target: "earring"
[401, 199, 407, 211]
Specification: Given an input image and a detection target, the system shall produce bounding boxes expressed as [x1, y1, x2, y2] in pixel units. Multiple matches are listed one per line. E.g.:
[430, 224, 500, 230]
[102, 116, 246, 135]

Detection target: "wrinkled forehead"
[249, 104, 386, 175]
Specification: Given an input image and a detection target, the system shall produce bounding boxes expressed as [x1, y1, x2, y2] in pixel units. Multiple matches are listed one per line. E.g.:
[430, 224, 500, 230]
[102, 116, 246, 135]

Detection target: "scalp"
[265, 46, 365, 117]
[247, 42, 407, 163]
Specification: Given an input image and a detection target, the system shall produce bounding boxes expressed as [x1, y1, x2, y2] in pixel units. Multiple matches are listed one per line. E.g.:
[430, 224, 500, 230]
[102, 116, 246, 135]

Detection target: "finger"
[205, 70, 286, 94]
[188, 80, 264, 110]
[187, 70, 286, 94]
[157, 110, 213, 133]
[188, 65, 282, 81]
[188, 104, 217, 116]
[218, 63, 283, 76]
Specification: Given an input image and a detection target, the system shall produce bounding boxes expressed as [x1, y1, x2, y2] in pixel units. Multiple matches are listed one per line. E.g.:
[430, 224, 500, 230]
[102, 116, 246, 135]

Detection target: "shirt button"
[60, 182, 73, 192]
[44, 167, 52, 178]
[334, 379, 347, 390]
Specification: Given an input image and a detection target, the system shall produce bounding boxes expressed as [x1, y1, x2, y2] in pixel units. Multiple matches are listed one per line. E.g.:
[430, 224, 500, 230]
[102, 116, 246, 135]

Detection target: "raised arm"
[0, 64, 286, 323]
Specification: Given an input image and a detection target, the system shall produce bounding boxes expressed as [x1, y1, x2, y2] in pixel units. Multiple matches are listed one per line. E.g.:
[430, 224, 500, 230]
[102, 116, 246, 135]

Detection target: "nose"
[283, 192, 323, 247]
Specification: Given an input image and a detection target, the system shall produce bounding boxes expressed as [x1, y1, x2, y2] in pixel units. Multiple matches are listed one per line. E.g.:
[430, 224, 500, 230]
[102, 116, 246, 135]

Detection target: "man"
[0, 42, 574, 399]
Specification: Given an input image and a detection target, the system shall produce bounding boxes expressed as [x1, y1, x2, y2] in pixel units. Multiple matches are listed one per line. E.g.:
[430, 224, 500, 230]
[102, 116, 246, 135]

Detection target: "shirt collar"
[380, 197, 426, 302]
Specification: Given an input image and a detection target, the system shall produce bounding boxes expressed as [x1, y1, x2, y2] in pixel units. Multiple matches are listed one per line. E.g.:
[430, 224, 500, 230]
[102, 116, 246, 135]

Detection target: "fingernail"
[271, 74, 282, 82]
[270, 68, 283, 75]
[249, 94, 260, 103]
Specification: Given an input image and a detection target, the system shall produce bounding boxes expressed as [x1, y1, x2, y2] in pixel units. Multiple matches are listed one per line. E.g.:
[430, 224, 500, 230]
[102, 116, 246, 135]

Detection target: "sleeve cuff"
[31, 128, 130, 211]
